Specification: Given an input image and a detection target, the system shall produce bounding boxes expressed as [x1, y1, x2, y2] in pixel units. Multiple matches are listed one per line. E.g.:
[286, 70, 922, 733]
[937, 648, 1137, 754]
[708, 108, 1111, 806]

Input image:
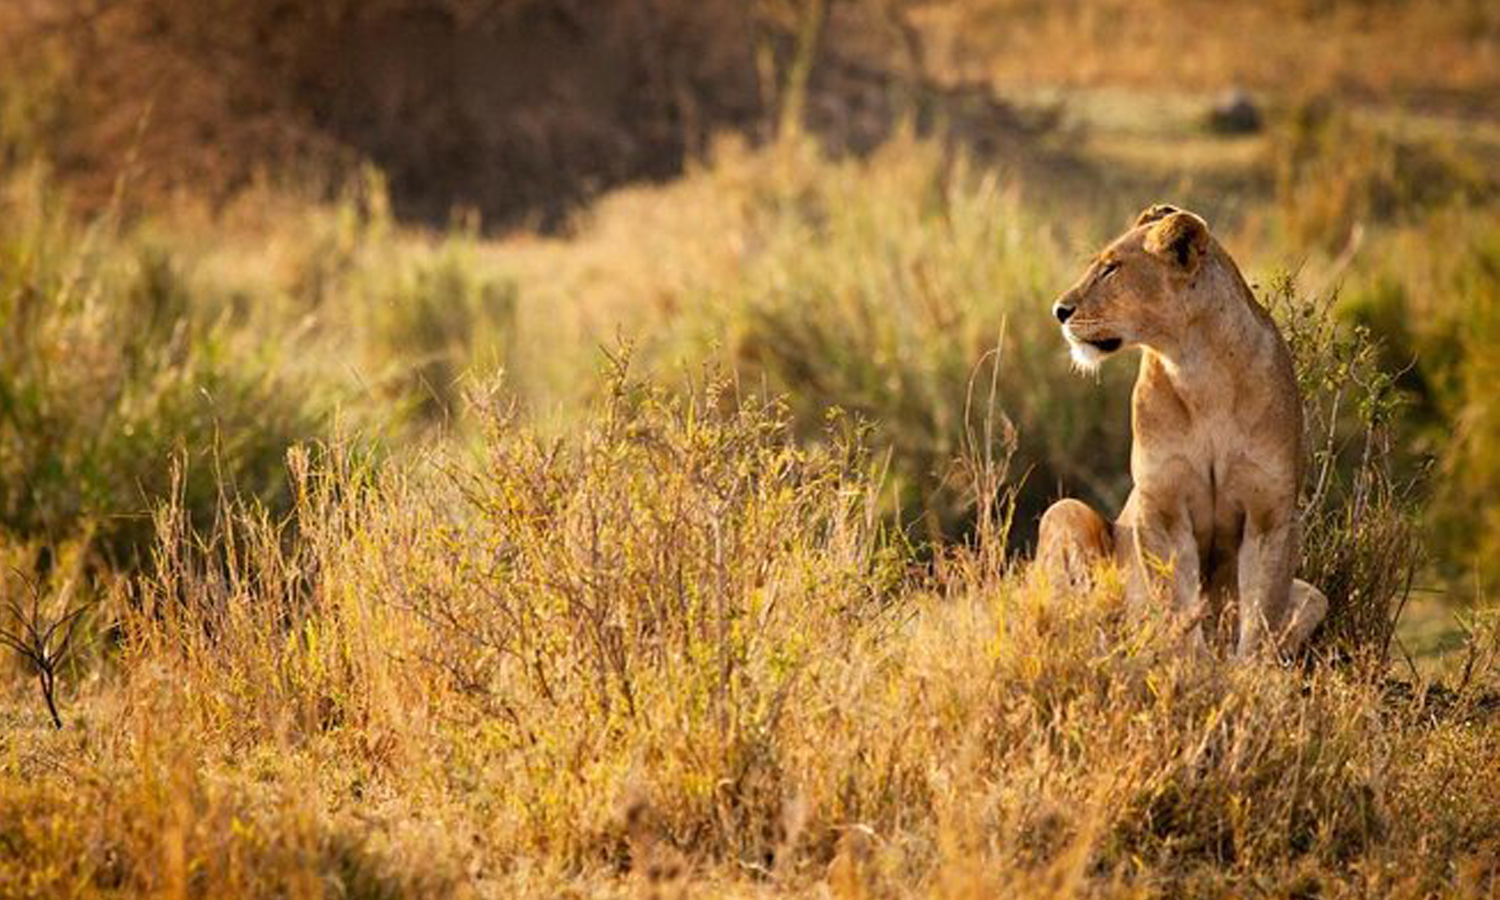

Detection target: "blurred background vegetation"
[3, 0, 1496, 609]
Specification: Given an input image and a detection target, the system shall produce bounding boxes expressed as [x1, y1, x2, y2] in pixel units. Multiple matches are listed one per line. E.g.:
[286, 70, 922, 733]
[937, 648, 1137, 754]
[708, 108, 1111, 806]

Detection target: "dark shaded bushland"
[0, 0, 1034, 230]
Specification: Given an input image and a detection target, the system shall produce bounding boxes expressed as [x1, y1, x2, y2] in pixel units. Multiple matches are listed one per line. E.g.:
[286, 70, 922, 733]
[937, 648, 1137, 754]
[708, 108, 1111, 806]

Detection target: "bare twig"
[0, 569, 90, 729]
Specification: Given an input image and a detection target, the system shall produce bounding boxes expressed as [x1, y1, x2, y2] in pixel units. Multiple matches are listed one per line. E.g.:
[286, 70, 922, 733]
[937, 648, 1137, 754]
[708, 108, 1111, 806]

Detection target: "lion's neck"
[1135, 251, 1274, 419]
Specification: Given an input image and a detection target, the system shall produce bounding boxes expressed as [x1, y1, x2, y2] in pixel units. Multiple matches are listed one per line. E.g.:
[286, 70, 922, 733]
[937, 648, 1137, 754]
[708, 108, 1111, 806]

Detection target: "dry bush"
[114, 360, 904, 862]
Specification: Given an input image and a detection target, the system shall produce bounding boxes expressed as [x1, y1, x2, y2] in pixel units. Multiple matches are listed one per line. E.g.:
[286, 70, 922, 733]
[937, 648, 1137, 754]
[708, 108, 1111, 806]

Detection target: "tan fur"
[1038, 204, 1327, 658]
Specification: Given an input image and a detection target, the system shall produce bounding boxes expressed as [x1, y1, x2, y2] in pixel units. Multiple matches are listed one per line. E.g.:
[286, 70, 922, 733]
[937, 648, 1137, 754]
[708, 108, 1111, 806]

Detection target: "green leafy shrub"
[0, 178, 328, 567]
[1339, 209, 1500, 598]
[1269, 275, 1423, 661]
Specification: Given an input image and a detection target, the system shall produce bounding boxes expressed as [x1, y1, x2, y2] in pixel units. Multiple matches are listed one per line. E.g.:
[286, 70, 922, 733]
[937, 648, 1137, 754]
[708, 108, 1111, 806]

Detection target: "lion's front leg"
[1120, 497, 1206, 651]
[1235, 516, 1297, 659]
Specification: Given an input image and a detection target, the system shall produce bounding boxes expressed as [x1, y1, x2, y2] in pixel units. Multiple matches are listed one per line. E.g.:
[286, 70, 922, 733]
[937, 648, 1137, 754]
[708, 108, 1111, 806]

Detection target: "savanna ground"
[1, 1, 1499, 897]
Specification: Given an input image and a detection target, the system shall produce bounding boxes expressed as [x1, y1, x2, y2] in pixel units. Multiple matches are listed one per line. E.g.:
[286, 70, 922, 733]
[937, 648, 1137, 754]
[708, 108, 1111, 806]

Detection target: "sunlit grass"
[0, 359, 1494, 898]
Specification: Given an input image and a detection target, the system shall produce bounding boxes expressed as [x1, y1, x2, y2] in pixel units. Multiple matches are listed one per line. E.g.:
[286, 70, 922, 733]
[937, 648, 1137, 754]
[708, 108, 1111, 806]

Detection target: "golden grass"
[916, 0, 1500, 104]
[0, 365, 1495, 898]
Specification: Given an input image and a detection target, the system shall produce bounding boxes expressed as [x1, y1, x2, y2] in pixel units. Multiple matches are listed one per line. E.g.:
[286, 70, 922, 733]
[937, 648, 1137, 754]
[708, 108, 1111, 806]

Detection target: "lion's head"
[1051, 204, 1212, 372]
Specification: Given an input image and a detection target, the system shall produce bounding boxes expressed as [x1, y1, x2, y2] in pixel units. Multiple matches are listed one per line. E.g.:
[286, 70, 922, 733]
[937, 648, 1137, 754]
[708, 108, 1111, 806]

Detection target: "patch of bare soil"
[1383, 678, 1500, 724]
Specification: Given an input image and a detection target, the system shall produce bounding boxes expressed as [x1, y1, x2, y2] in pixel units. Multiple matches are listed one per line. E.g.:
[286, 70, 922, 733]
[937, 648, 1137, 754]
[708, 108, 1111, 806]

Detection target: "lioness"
[1037, 204, 1327, 658]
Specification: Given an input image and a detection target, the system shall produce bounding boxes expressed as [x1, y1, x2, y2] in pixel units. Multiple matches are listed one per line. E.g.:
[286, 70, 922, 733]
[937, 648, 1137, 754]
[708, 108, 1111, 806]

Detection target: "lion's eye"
[1100, 261, 1121, 280]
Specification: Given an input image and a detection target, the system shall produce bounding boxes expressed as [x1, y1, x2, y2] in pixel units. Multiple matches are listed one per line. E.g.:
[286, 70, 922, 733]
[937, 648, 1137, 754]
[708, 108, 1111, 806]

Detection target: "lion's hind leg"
[1036, 498, 1115, 593]
[1279, 578, 1328, 655]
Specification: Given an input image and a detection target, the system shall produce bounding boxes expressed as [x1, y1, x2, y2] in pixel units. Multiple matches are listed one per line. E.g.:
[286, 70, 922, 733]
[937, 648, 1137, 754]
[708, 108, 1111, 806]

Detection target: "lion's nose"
[1053, 303, 1075, 323]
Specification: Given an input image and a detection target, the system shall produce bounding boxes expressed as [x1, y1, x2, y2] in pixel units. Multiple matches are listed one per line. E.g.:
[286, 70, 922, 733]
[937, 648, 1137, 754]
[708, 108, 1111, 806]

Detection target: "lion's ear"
[1133, 203, 1180, 228]
[1143, 211, 1210, 274]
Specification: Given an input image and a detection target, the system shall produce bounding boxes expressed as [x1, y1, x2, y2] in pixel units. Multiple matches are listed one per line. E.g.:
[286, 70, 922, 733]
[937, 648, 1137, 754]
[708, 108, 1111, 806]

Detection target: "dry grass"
[917, 0, 1500, 105]
[0, 360, 1495, 898]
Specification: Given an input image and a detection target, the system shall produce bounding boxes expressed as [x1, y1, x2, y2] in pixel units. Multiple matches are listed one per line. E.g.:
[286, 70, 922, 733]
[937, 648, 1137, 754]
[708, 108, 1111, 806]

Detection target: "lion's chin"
[1069, 341, 1105, 373]
[1066, 336, 1120, 374]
